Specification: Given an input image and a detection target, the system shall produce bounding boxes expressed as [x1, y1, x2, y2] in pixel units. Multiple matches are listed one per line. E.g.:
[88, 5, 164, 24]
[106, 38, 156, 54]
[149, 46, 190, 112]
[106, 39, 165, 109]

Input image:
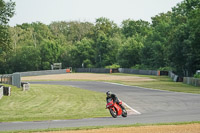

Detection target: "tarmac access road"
[0, 81, 200, 131]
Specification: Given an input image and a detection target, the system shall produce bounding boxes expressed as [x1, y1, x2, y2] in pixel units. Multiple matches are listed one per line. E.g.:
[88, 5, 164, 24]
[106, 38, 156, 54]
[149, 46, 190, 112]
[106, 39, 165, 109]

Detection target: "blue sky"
[7, 0, 183, 26]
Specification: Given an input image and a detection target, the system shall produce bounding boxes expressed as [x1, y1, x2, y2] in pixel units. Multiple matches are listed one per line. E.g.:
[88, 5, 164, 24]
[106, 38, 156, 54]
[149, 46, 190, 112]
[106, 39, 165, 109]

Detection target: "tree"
[169, 0, 200, 76]
[117, 37, 143, 68]
[70, 38, 95, 68]
[0, 0, 15, 73]
[27, 22, 53, 46]
[49, 21, 94, 44]
[8, 46, 41, 72]
[91, 17, 120, 67]
[121, 19, 151, 38]
[0, 0, 15, 25]
[40, 40, 61, 70]
[141, 12, 172, 69]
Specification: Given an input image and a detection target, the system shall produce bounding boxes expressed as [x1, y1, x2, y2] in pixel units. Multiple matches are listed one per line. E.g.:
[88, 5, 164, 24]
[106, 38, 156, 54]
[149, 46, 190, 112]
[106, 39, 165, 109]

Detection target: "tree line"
[0, 0, 199, 77]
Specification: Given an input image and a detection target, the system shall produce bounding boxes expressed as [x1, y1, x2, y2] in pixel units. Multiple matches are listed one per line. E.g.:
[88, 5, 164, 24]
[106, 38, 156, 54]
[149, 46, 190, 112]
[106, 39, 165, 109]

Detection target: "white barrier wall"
[183, 77, 200, 87]
[20, 69, 67, 77]
[0, 86, 3, 99]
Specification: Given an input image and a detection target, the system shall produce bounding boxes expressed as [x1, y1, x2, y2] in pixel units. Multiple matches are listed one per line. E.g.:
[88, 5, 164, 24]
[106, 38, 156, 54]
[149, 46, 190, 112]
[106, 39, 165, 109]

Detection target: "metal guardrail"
[118, 68, 159, 76]
[0, 74, 12, 85]
[76, 68, 160, 76]
[20, 69, 67, 77]
[183, 77, 200, 87]
[0, 86, 3, 99]
[0, 73, 21, 88]
[76, 68, 110, 73]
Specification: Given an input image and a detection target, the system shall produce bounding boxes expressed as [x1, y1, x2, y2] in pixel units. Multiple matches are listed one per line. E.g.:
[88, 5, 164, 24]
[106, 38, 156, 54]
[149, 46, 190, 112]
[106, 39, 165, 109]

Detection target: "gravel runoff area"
[22, 73, 155, 82]
[36, 124, 200, 133]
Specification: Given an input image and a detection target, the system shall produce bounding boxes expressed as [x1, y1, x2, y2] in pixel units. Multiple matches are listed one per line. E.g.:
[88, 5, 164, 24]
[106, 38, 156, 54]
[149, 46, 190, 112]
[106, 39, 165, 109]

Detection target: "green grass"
[1, 121, 200, 133]
[0, 84, 109, 122]
[109, 74, 200, 94]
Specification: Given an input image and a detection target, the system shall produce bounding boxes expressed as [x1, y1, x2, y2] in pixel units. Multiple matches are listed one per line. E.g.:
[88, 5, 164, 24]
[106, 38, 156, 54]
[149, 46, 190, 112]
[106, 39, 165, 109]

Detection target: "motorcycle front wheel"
[121, 105, 127, 117]
[109, 108, 117, 118]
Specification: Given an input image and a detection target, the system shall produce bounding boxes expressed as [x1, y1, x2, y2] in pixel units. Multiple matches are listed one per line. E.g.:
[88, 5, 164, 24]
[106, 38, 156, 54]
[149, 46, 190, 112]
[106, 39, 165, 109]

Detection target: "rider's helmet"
[106, 91, 112, 97]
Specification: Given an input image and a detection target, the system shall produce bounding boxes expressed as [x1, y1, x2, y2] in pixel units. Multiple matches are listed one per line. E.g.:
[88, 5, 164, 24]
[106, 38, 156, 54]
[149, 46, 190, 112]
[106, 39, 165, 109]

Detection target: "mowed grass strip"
[109, 73, 200, 94]
[0, 84, 109, 122]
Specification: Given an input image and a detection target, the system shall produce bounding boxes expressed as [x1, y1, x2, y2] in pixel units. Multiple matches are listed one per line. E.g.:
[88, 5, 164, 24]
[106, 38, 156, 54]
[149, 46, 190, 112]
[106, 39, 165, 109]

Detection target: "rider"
[106, 91, 120, 105]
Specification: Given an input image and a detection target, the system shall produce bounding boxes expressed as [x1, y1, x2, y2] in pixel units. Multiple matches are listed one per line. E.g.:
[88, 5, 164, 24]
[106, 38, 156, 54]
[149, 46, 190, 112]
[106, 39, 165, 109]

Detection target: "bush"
[194, 74, 200, 79]
[105, 64, 120, 69]
[158, 66, 173, 71]
[131, 64, 150, 70]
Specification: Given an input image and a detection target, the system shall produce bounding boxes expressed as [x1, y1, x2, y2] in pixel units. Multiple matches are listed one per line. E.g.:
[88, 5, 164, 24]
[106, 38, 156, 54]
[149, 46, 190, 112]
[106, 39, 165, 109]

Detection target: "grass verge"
[1, 121, 200, 133]
[108, 73, 200, 94]
[0, 84, 109, 122]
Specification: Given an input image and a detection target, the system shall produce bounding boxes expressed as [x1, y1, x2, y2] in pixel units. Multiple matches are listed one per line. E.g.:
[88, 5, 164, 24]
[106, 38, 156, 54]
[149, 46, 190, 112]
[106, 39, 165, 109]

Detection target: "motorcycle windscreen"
[107, 97, 113, 103]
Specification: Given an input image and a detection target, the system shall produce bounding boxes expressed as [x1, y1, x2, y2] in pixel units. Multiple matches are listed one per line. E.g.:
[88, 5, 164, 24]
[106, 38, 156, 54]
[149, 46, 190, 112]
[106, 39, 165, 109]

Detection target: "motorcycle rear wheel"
[109, 108, 117, 118]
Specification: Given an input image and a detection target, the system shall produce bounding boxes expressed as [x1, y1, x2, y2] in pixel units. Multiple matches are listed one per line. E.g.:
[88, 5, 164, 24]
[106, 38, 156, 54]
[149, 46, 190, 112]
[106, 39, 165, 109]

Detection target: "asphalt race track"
[0, 81, 200, 131]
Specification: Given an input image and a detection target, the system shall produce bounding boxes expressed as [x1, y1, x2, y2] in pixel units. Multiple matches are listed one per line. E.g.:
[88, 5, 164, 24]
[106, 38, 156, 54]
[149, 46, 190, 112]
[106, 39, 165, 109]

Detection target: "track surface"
[1, 81, 200, 131]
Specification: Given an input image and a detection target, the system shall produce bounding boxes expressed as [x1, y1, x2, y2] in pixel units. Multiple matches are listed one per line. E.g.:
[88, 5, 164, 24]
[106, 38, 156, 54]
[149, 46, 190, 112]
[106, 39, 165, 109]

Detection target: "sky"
[7, 0, 183, 26]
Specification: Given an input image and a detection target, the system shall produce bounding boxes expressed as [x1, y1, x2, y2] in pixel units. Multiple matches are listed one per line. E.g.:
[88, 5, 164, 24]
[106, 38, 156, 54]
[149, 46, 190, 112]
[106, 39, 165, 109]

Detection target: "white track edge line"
[123, 102, 141, 115]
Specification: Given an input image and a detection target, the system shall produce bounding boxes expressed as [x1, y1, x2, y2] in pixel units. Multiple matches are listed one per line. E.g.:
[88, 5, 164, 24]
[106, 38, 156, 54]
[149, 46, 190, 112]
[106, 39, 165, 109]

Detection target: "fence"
[20, 69, 68, 77]
[183, 77, 200, 87]
[1, 69, 71, 87]
[0, 74, 12, 85]
[0, 73, 21, 88]
[168, 71, 179, 82]
[0, 85, 3, 99]
[118, 68, 159, 76]
[75, 68, 110, 73]
[168, 71, 184, 82]
[76, 68, 167, 76]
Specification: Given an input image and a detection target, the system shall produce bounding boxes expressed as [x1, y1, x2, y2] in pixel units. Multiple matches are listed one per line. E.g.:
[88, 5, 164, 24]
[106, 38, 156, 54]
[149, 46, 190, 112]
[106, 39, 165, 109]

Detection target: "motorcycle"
[106, 98, 127, 118]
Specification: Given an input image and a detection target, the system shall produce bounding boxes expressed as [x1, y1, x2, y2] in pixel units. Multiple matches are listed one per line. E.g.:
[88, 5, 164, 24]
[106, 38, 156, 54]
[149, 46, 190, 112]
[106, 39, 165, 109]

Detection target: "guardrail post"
[12, 73, 21, 88]
[0, 86, 3, 99]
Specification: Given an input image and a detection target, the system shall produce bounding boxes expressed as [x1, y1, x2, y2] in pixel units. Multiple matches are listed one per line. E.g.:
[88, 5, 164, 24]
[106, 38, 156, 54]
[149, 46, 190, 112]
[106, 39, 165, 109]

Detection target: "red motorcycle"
[106, 98, 127, 118]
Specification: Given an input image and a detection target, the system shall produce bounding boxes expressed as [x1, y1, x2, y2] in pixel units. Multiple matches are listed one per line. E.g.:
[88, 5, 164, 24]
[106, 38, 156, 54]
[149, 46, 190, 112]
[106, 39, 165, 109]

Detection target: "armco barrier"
[76, 68, 110, 73]
[12, 73, 21, 88]
[168, 71, 179, 82]
[20, 69, 67, 77]
[0, 73, 21, 88]
[118, 68, 159, 76]
[0, 86, 3, 99]
[183, 77, 200, 87]
[0, 74, 12, 85]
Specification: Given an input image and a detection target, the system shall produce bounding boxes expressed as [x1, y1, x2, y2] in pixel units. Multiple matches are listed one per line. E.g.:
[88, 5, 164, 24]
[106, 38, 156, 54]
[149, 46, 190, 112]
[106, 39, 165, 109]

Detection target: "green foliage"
[131, 64, 150, 70]
[40, 39, 61, 69]
[105, 64, 120, 69]
[158, 66, 173, 71]
[0, 0, 15, 25]
[0, 0, 15, 73]
[168, 0, 200, 76]
[194, 74, 200, 79]
[70, 38, 95, 68]
[121, 19, 151, 38]
[117, 37, 144, 68]
[2, 0, 199, 76]
[142, 12, 172, 69]
[8, 46, 41, 72]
